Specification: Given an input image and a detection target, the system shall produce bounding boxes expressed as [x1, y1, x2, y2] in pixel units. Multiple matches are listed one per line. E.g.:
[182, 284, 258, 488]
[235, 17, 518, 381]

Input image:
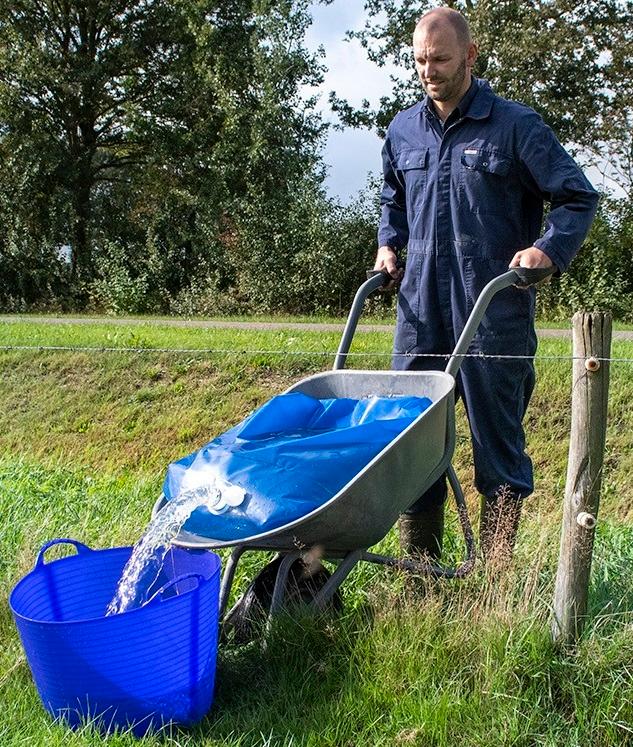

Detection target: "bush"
[0, 234, 71, 312]
[537, 197, 633, 321]
[88, 240, 155, 315]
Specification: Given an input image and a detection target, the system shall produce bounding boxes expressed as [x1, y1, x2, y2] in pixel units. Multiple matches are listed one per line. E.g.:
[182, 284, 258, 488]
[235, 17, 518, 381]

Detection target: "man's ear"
[467, 42, 478, 69]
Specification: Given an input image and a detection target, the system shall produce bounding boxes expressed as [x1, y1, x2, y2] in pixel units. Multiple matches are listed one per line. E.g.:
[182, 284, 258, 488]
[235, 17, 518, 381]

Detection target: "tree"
[330, 0, 633, 160]
[0, 0, 190, 285]
[113, 0, 328, 313]
[585, 5, 633, 198]
[0, 0, 329, 311]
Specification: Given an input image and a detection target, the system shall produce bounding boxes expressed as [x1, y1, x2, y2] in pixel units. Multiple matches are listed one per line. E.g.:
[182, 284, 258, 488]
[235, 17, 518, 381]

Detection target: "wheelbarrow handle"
[365, 259, 405, 287]
[335, 263, 554, 372]
[333, 271, 391, 370]
[445, 265, 556, 378]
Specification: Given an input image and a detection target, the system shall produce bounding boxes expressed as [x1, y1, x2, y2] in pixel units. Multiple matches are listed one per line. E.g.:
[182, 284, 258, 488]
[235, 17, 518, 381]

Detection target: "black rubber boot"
[479, 490, 523, 565]
[398, 500, 445, 560]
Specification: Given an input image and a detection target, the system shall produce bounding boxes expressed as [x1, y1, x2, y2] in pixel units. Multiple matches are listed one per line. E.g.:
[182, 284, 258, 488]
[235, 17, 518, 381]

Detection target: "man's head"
[413, 8, 477, 109]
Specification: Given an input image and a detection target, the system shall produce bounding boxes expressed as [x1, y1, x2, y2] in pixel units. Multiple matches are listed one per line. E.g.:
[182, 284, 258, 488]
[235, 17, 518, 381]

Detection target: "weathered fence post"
[551, 312, 612, 646]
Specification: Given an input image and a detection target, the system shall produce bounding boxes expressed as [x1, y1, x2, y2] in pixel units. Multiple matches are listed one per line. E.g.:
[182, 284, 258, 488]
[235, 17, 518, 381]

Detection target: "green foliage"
[538, 198, 633, 321]
[0, 232, 70, 312]
[122, 0, 330, 315]
[228, 179, 376, 314]
[0, 0, 191, 285]
[89, 241, 154, 316]
[167, 177, 384, 316]
[332, 0, 633, 153]
[0, 0, 330, 313]
[2, 1, 632, 316]
[286, 178, 386, 314]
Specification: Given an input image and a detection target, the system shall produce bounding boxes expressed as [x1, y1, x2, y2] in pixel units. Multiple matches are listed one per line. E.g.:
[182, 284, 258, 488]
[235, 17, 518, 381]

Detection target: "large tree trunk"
[70, 111, 97, 286]
[71, 174, 92, 283]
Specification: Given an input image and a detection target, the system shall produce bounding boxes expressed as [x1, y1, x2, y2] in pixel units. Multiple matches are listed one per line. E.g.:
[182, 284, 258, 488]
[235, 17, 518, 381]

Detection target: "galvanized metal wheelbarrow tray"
[153, 266, 552, 623]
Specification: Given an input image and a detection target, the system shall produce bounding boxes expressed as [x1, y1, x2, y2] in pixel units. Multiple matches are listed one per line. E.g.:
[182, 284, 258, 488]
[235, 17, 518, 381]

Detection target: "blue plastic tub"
[9, 539, 221, 736]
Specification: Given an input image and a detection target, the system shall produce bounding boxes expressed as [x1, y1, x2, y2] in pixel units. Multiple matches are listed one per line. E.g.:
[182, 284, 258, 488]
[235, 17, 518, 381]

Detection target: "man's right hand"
[373, 246, 404, 289]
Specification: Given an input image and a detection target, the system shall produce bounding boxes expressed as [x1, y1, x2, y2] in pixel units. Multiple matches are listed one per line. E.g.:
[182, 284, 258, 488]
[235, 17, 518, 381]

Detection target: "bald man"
[375, 8, 598, 562]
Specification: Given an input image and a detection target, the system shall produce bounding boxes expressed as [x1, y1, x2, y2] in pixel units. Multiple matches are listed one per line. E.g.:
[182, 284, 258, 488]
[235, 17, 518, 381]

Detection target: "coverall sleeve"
[517, 113, 599, 273]
[377, 125, 409, 252]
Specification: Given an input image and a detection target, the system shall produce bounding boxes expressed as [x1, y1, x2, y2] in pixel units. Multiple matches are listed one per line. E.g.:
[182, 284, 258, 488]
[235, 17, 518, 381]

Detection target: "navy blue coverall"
[378, 78, 599, 508]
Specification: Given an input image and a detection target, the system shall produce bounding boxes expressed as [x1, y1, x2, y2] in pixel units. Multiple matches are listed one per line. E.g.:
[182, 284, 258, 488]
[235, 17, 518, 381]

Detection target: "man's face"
[413, 23, 473, 103]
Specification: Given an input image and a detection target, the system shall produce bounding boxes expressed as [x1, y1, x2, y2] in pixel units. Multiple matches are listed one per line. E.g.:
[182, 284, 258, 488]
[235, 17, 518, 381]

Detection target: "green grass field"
[1, 319, 633, 746]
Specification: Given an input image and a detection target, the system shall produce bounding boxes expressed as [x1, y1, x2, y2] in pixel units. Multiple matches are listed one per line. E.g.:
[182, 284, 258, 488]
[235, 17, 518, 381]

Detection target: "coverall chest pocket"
[396, 148, 429, 215]
[459, 149, 512, 215]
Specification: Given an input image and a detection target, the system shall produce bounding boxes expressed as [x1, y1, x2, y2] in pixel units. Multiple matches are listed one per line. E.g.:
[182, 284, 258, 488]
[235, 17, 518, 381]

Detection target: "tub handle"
[35, 538, 93, 568]
[144, 572, 204, 606]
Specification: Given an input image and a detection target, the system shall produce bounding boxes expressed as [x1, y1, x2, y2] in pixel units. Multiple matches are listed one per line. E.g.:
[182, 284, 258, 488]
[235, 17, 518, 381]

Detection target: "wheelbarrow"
[152, 266, 552, 634]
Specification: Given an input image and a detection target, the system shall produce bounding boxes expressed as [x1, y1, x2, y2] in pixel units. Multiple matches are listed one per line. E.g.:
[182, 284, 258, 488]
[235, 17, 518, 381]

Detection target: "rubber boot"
[398, 501, 445, 561]
[479, 491, 522, 567]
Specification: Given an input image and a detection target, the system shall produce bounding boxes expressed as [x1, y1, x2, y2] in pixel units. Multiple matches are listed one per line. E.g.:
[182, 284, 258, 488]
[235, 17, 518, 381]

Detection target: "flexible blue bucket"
[9, 539, 221, 736]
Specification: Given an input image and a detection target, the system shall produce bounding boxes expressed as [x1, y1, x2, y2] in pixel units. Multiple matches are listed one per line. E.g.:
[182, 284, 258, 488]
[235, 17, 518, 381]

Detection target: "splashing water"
[106, 473, 246, 616]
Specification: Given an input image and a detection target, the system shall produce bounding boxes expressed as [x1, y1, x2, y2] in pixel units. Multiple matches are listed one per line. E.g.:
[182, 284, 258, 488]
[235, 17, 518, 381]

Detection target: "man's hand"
[509, 246, 554, 269]
[373, 246, 404, 289]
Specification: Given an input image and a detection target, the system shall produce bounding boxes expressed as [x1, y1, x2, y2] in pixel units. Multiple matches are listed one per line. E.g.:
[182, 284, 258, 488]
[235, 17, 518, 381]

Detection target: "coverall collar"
[408, 77, 495, 122]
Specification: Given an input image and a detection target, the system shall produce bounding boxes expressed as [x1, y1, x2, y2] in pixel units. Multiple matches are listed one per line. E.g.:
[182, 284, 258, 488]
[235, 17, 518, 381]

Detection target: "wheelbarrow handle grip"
[511, 265, 556, 287]
[366, 260, 406, 288]
[366, 259, 406, 286]
[366, 269, 392, 286]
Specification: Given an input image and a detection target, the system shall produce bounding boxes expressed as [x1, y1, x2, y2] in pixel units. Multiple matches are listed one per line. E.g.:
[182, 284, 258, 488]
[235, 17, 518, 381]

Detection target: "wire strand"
[1, 344, 632, 363]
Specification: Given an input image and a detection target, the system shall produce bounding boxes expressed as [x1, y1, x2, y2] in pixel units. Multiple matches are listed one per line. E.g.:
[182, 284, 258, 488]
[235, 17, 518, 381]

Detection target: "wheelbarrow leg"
[362, 463, 476, 579]
[266, 550, 302, 633]
[310, 549, 364, 612]
[219, 545, 246, 621]
[447, 463, 476, 575]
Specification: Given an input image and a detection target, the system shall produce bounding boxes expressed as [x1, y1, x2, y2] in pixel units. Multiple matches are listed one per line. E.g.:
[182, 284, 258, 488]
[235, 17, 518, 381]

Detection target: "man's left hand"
[509, 246, 554, 269]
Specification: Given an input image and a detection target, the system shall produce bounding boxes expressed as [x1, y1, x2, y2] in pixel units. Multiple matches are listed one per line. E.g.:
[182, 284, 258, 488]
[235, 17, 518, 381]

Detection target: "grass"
[2, 311, 633, 332]
[1, 320, 633, 745]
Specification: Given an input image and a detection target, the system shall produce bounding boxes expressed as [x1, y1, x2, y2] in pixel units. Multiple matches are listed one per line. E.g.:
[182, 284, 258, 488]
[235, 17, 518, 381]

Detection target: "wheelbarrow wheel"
[222, 554, 342, 644]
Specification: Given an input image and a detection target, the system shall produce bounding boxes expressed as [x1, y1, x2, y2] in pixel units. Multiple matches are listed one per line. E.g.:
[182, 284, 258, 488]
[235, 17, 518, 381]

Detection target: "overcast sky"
[305, 0, 407, 203]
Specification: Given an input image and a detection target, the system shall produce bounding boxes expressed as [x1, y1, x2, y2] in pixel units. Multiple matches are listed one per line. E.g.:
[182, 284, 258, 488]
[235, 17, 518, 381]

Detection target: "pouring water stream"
[106, 472, 246, 616]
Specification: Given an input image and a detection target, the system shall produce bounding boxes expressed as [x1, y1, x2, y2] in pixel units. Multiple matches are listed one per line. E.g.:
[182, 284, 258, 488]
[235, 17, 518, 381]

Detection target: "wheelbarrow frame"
[152, 266, 552, 629]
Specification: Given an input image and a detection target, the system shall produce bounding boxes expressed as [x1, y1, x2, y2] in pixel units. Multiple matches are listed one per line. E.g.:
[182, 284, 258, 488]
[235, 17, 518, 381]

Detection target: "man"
[375, 7, 599, 561]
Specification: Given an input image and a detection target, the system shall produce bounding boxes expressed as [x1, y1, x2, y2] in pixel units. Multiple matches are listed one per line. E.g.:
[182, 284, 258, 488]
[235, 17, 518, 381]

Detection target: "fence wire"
[1, 344, 633, 364]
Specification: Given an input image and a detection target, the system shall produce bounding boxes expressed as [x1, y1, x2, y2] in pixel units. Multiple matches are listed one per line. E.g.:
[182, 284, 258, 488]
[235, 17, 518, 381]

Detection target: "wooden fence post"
[551, 311, 612, 646]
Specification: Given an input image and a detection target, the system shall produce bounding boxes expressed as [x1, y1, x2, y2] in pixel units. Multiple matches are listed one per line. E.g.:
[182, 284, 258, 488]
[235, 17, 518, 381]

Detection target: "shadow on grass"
[191, 603, 377, 743]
